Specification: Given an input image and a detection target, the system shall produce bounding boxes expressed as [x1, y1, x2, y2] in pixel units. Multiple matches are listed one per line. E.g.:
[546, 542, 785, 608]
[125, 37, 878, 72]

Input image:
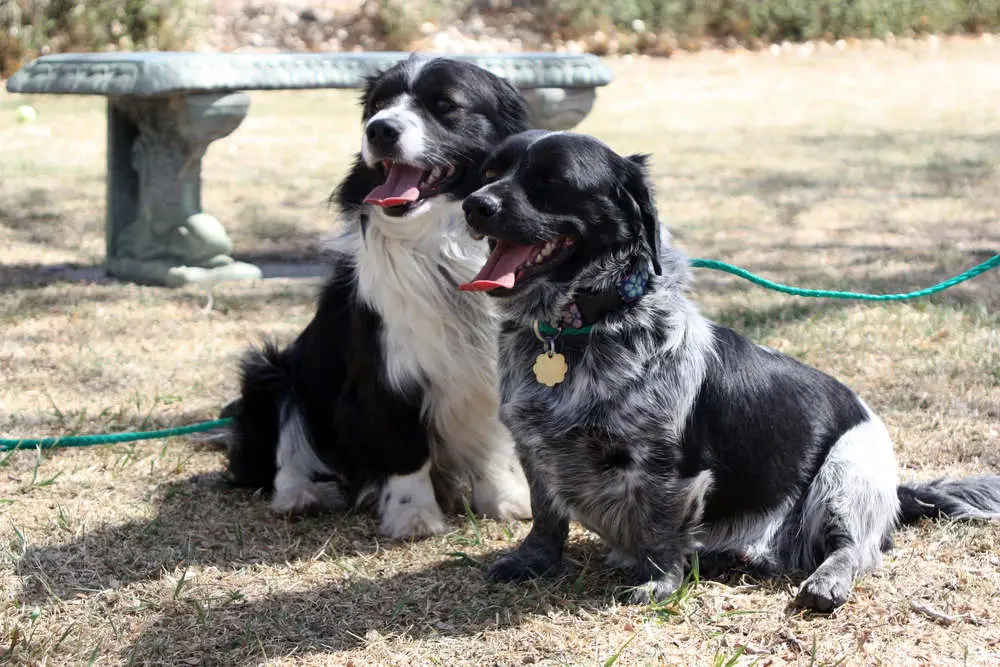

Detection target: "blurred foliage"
[522, 0, 1000, 47]
[2, 0, 200, 77]
[3, 0, 1000, 77]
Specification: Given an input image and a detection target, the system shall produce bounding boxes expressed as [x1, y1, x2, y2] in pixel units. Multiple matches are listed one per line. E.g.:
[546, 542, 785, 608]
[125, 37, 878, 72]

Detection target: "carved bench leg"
[105, 92, 262, 287]
[519, 87, 598, 131]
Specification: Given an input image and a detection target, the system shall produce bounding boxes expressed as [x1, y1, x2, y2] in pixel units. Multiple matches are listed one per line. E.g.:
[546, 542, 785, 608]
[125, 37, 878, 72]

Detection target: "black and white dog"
[225, 56, 532, 539]
[459, 130, 1000, 611]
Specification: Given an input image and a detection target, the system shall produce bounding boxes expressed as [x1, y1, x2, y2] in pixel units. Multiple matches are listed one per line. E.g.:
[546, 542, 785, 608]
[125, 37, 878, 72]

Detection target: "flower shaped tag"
[533, 352, 568, 387]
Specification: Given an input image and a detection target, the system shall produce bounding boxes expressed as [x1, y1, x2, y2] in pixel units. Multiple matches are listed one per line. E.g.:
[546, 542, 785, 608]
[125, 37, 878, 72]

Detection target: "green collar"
[531, 259, 652, 339]
[535, 321, 593, 337]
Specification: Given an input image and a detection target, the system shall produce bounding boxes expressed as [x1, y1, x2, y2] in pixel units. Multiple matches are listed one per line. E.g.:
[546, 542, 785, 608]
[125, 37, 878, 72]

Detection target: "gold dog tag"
[533, 351, 568, 387]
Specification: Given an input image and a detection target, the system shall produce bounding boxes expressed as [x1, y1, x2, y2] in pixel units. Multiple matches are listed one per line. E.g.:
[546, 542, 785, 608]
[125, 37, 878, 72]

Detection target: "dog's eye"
[435, 98, 459, 114]
[482, 168, 500, 183]
[534, 172, 565, 186]
[370, 97, 389, 112]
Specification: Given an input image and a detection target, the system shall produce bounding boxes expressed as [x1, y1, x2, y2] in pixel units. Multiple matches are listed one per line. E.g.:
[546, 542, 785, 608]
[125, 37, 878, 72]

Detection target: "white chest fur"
[332, 206, 529, 520]
[353, 210, 498, 395]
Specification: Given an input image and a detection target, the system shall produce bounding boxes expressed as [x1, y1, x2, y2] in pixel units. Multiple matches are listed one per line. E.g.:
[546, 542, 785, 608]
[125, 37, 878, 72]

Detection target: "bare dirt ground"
[1, 40, 999, 665]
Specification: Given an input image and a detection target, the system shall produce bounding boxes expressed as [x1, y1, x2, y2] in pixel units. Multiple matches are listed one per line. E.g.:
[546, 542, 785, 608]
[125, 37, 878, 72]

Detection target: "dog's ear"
[621, 153, 662, 275]
[359, 72, 380, 114]
[493, 76, 531, 135]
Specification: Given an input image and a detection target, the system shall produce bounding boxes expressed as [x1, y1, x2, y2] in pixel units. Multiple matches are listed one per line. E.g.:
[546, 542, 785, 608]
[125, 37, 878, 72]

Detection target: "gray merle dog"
[458, 129, 1000, 611]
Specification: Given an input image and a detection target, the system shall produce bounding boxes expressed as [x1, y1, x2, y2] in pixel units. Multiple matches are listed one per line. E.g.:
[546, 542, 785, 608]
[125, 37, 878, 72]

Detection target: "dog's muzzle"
[366, 118, 403, 156]
[463, 192, 502, 231]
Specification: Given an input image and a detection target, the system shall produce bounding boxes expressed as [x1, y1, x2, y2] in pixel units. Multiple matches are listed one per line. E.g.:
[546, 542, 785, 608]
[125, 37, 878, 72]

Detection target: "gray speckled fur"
[488, 236, 903, 607]
[474, 132, 1000, 611]
[490, 241, 722, 600]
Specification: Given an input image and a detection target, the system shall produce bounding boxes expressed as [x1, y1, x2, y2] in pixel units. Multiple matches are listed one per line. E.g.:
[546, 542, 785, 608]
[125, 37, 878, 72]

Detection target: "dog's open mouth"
[459, 236, 574, 292]
[364, 160, 460, 215]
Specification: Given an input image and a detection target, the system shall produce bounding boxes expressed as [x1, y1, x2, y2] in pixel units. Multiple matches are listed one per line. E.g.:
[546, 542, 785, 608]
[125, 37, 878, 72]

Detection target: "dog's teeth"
[428, 166, 443, 186]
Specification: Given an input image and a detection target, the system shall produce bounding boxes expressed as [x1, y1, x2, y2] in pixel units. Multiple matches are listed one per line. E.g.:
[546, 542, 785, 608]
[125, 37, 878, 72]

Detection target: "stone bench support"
[7, 52, 613, 287]
[107, 92, 258, 286]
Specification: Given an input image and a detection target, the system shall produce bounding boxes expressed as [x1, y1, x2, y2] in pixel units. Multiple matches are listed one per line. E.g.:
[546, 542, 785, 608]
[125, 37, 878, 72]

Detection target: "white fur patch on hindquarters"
[271, 468, 347, 515]
[270, 402, 347, 515]
[379, 460, 448, 539]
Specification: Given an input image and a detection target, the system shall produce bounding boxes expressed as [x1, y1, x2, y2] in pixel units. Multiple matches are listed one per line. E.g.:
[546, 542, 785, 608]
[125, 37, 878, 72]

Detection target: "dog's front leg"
[487, 458, 568, 582]
[625, 468, 713, 603]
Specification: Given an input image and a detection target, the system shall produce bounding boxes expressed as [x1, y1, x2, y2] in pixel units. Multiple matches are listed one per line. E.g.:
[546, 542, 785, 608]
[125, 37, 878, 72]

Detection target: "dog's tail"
[897, 476, 1000, 524]
[225, 342, 292, 489]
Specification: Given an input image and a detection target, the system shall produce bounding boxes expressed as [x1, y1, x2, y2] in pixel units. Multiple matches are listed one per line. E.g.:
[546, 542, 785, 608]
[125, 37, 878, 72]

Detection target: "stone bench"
[6, 52, 613, 287]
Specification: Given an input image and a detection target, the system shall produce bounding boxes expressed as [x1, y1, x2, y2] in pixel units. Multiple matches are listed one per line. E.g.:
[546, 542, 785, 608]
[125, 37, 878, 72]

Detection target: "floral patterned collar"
[537, 259, 652, 337]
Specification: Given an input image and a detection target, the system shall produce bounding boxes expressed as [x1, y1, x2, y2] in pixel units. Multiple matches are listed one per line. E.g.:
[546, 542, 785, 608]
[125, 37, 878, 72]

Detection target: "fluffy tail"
[897, 476, 1000, 524]
[225, 342, 291, 489]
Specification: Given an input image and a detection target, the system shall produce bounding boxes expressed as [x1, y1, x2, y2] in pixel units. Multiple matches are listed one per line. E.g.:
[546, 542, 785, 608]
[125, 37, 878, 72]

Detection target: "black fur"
[898, 477, 1000, 523]
[680, 325, 871, 525]
[225, 56, 532, 532]
[463, 130, 1000, 612]
[228, 269, 431, 496]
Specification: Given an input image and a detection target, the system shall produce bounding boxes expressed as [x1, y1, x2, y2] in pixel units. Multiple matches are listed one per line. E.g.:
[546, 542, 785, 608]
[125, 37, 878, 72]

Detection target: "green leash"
[2, 253, 997, 451]
[688, 255, 1000, 301]
[537, 254, 999, 337]
[0, 418, 232, 452]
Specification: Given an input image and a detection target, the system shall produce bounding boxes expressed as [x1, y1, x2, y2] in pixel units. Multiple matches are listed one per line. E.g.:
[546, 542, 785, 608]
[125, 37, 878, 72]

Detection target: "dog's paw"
[795, 571, 852, 613]
[379, 496, 449, 539]
[627, 572, 683, 605]
[472, 467, 532, 521]
[475, 489, 532, 521]
[379, 463, 450, 539]
[487, 549, 561, 583]
[270, 481, 346, 516]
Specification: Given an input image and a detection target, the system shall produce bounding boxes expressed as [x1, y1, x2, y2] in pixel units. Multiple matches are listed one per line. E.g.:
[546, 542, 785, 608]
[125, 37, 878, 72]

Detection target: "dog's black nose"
[463, 194, 501, 223]
[366, 119, 401, 150]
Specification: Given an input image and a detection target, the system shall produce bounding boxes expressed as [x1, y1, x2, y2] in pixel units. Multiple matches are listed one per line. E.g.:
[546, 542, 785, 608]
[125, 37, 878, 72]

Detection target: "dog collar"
[534, 259, 652, 337]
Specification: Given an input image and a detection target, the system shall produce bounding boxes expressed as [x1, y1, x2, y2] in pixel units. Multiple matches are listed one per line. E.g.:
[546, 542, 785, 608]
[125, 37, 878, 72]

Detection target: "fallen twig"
[739, 642, 771, 655]
[909, 600, 986, 626]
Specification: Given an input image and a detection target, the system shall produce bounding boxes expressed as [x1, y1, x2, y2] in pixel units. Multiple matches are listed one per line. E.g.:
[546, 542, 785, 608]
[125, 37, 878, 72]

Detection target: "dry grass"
[2, 39, 1000, 665]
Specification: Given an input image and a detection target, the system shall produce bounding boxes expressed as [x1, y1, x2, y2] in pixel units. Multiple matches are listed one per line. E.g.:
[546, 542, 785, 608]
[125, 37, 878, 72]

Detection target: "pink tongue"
[364, 164, 425, 207]
[460, 241, 542, 292]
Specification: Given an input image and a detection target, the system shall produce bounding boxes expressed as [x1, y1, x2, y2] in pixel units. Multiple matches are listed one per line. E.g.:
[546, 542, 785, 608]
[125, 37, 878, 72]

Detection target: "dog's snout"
[366, 119, 402, 150]
[463, 194, 501, 224]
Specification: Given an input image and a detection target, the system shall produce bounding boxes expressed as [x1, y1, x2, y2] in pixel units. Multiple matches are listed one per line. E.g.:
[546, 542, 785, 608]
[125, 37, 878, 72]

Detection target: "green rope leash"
[688, 254, 1000, 301]
[0, 418, 232, 452]
[536, 254, 999, 338]
[2, 253, 997, 451]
